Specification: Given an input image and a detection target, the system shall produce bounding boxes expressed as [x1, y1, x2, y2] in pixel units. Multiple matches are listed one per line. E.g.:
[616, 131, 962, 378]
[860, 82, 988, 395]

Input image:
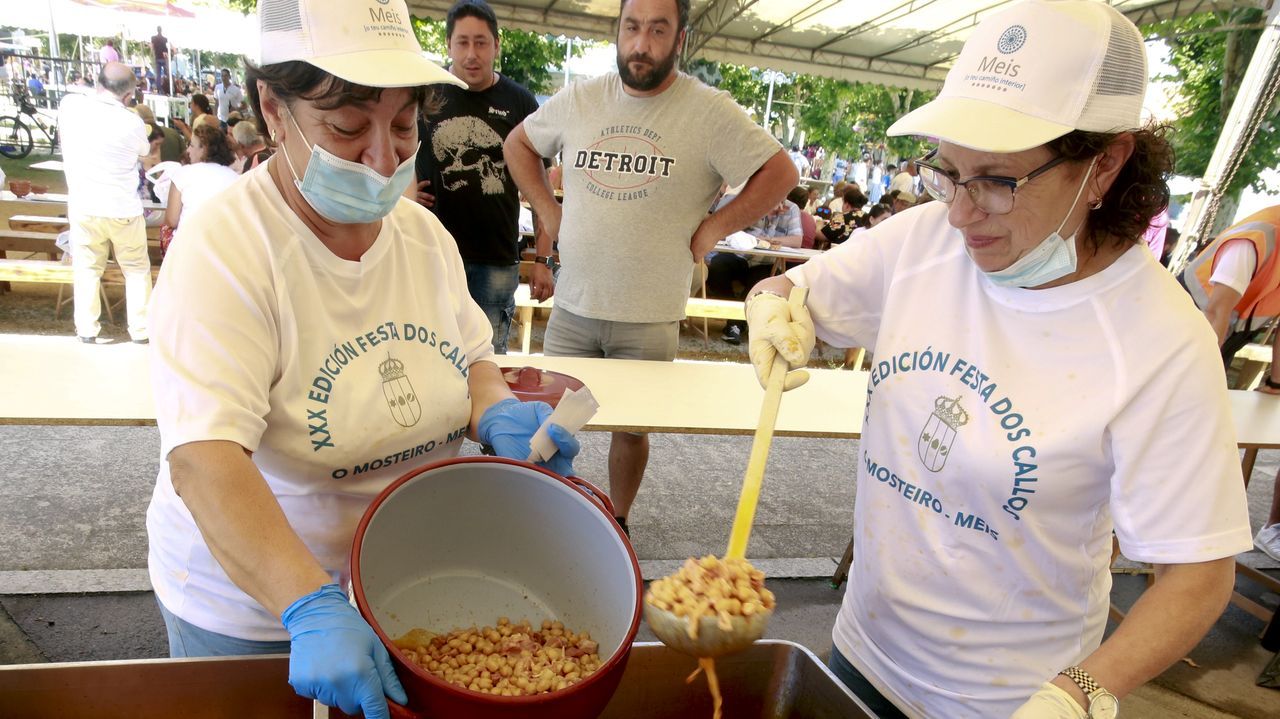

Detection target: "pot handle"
[387, 699, 423, 719]
[313, 699, 423, 719]
[568, 475, 616, 517]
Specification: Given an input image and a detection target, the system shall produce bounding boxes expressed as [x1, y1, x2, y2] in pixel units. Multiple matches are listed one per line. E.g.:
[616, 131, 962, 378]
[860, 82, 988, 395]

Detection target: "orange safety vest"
[1183, 205, 1280, 324]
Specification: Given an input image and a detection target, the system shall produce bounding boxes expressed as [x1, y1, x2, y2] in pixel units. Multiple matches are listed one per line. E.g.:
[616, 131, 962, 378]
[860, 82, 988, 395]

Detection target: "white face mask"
[979, 157, 1098, 288]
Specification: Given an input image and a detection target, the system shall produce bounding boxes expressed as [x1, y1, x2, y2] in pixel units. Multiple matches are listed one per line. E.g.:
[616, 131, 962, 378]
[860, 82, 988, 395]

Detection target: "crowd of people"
[1, 23, 245, 117]
[36, 0, 1280, 718]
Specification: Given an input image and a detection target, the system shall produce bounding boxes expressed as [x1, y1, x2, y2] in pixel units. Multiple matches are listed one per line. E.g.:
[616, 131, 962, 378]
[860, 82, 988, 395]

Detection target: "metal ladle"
[645, 287, 808, 657]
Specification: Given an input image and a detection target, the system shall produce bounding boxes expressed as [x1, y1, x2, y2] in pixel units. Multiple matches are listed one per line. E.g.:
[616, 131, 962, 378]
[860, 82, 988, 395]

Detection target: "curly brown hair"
[1046, 124, 1173, 251]
[192, 124, 236, 167]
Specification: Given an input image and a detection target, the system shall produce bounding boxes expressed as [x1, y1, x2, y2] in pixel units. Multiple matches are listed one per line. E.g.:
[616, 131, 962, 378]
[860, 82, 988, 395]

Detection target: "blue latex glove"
[478, 397, 580, 476]
[281, 584, 407, 719]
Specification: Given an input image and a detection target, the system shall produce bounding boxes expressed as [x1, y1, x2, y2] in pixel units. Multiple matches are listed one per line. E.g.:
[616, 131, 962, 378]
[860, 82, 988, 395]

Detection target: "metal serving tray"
[0, 640, 876, 718]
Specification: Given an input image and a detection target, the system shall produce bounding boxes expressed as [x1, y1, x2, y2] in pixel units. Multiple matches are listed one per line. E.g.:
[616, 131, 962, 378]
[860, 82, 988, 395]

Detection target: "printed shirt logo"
[919, 395, 970, 472]
[379, 352, 422, 427]
[997, 25, 1027, 54]
[432, 116, 506, 194]
[572, 126, 675, 202]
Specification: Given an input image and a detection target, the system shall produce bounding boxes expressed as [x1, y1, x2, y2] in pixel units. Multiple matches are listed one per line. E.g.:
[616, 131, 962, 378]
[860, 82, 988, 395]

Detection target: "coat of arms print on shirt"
[919, 395, 969, 472]
[431, 116, 506, 194]
[379, 352, 422, 427]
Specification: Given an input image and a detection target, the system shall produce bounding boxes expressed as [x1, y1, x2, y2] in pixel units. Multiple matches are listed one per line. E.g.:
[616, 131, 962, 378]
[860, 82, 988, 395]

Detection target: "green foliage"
[1146, 9, 1279, 194]
[689, 59, 936, 162]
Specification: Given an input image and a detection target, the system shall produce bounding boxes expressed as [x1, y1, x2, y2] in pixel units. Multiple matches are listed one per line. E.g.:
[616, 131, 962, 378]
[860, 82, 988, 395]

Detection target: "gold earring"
[1088, 198, 1103, 210]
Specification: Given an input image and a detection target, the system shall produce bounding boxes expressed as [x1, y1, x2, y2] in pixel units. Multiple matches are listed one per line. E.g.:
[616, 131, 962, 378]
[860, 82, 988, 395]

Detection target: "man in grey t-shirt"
[505, 0, 797, 533]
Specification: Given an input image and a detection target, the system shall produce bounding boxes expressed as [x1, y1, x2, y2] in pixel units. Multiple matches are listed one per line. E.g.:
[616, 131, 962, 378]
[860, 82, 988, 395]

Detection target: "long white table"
[0, 335, 863, 436]
[3, 334, 1280, 448]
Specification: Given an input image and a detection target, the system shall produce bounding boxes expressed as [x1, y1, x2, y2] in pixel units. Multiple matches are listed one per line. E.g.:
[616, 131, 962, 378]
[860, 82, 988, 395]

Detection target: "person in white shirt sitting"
[163, 123, 240, 230]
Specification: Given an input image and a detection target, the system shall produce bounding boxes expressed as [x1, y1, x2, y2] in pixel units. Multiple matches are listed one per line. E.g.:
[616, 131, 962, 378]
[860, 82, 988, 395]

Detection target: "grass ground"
[1, 153, 67, 194]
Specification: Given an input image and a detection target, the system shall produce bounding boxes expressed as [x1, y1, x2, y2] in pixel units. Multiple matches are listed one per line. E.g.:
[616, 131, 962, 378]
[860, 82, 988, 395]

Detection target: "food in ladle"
[394, 617, 601, 696]
[645, 555, 776, 719]
[645, 555, 775, 639]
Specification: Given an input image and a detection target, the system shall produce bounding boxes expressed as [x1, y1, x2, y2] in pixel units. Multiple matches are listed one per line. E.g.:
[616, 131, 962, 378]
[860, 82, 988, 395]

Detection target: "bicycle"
[0, 93, 59, 160]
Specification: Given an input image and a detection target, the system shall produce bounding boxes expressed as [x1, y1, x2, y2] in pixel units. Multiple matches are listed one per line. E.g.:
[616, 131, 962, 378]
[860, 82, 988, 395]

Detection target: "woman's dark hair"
[868, 204, 890, 221]
[190, 93, 212, 114]
[842, 186, 867, 208]
[447, 0, 499, 41]
[786, 185, 809, 208]
[1046, 124, 1173, 250]
[244, 60, 437, 137]
[192, 123, 236, 166]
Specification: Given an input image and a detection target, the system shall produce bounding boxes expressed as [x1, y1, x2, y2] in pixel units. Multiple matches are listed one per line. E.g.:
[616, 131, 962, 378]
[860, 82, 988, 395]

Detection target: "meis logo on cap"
[997, 25, 1027, 54]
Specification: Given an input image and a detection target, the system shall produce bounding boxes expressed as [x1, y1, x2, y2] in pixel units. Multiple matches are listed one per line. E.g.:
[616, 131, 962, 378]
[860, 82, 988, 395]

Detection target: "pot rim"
[350, 455, 643, 705]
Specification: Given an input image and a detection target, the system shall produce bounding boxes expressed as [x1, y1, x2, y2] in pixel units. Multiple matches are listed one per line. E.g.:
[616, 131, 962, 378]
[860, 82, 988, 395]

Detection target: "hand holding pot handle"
[283, 584, 407, 719]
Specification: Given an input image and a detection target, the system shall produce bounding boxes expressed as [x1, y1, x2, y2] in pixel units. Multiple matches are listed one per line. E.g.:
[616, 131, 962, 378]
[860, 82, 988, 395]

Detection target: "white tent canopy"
[407, 0, 1263, 89]
[0, 0, 256, 56]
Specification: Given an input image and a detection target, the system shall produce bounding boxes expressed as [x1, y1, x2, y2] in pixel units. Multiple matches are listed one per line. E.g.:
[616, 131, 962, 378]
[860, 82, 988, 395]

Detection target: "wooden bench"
[9, 214, 164, 242]
[511, 283, 746, 354]
[0, 258, 161, 323]
[0, 229, 62, 259]
[1234, 342, 1272, 391]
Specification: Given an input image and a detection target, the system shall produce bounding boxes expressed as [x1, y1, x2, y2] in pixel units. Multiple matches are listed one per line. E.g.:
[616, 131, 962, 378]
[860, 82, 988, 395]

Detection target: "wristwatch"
[534, 255, 559, 271]
[1058, 666, 1119, 718]
[1265, 376, 1280, 390]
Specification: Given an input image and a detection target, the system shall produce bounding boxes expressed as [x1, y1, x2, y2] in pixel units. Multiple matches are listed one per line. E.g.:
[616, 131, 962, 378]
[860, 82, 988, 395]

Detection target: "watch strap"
[1265, 376, 1280, 390]
[1058, 665, 1101, 701]
[534, 255, 556, 268]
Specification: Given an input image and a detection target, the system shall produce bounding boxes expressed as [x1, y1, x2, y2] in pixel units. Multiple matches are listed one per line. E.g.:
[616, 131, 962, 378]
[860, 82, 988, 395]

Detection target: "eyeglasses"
[915, 150, 1069, 215]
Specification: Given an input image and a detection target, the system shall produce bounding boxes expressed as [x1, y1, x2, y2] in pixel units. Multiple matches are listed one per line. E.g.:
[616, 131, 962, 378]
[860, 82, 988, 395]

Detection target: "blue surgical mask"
[980, 157, 1097, 289]
[280, 111, 418, 224]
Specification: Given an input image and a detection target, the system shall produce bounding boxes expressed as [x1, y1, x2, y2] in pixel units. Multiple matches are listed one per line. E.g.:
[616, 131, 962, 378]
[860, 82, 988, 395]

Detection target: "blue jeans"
[158, 600, 291, 657]
[828, 648, 908, 718]
[464, 262, 520, 355]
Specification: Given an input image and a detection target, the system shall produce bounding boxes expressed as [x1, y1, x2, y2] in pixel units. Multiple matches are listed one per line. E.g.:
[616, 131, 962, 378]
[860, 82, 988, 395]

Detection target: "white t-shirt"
[214, 82, 244, 121]
[59, 93, 149, 219]
[787, 203, 1252, 718]
[170, 162, 240, 227]
[889, 170, 915, 196]
[147, 167, 494, 640]
[1207, 239, 1257, 298]
[521, 72, 781, 322]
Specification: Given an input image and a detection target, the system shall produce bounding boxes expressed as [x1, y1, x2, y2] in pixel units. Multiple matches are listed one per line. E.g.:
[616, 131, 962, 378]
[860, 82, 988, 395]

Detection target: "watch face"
[1089, 692, 1119, 719]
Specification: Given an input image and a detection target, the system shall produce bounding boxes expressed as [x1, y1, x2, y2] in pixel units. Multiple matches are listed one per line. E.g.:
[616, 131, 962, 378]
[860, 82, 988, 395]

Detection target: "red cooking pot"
[350, 457, 640, 719]
[502, 366, 585, 407]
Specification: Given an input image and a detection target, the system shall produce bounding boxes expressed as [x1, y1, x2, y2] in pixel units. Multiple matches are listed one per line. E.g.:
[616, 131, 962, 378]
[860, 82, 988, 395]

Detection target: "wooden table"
[712, 242, 822, 276]
[0, 336, 862, 434]
[2, 334, 1278, 444]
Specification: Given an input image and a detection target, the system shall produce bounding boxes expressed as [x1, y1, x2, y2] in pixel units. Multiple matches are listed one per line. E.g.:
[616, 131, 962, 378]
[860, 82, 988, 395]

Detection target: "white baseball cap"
[888, 0, 1147, 153]
[258, 0, 464, 89]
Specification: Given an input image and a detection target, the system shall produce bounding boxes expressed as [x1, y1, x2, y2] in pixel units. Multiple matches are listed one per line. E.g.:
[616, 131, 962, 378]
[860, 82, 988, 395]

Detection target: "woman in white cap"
[746, 1, 1251, 717]
[145, 1, 578, 717]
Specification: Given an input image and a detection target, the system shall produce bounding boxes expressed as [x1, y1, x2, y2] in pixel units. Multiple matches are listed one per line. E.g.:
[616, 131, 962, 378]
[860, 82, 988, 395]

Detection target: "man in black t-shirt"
[415, 0, 540, 354]
[151, 27, 169, 93]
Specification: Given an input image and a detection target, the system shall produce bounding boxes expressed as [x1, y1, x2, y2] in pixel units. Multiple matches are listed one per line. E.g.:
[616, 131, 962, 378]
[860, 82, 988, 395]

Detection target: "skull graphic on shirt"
[431, 116, 506, 195]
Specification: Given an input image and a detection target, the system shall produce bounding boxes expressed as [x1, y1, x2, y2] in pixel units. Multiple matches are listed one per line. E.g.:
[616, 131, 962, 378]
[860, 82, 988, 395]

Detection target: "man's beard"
[616, 47, 678, 92]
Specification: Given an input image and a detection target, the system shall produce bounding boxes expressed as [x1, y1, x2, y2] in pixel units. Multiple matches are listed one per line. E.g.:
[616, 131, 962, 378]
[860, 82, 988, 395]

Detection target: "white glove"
[745, 291, 815, 391]
[1009, 682, 1087, 719]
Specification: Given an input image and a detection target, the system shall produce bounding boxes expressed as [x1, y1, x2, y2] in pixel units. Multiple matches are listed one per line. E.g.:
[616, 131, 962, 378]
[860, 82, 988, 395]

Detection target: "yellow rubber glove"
[1009, 682, 1088, 719]
[745, 291, 814, 391]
